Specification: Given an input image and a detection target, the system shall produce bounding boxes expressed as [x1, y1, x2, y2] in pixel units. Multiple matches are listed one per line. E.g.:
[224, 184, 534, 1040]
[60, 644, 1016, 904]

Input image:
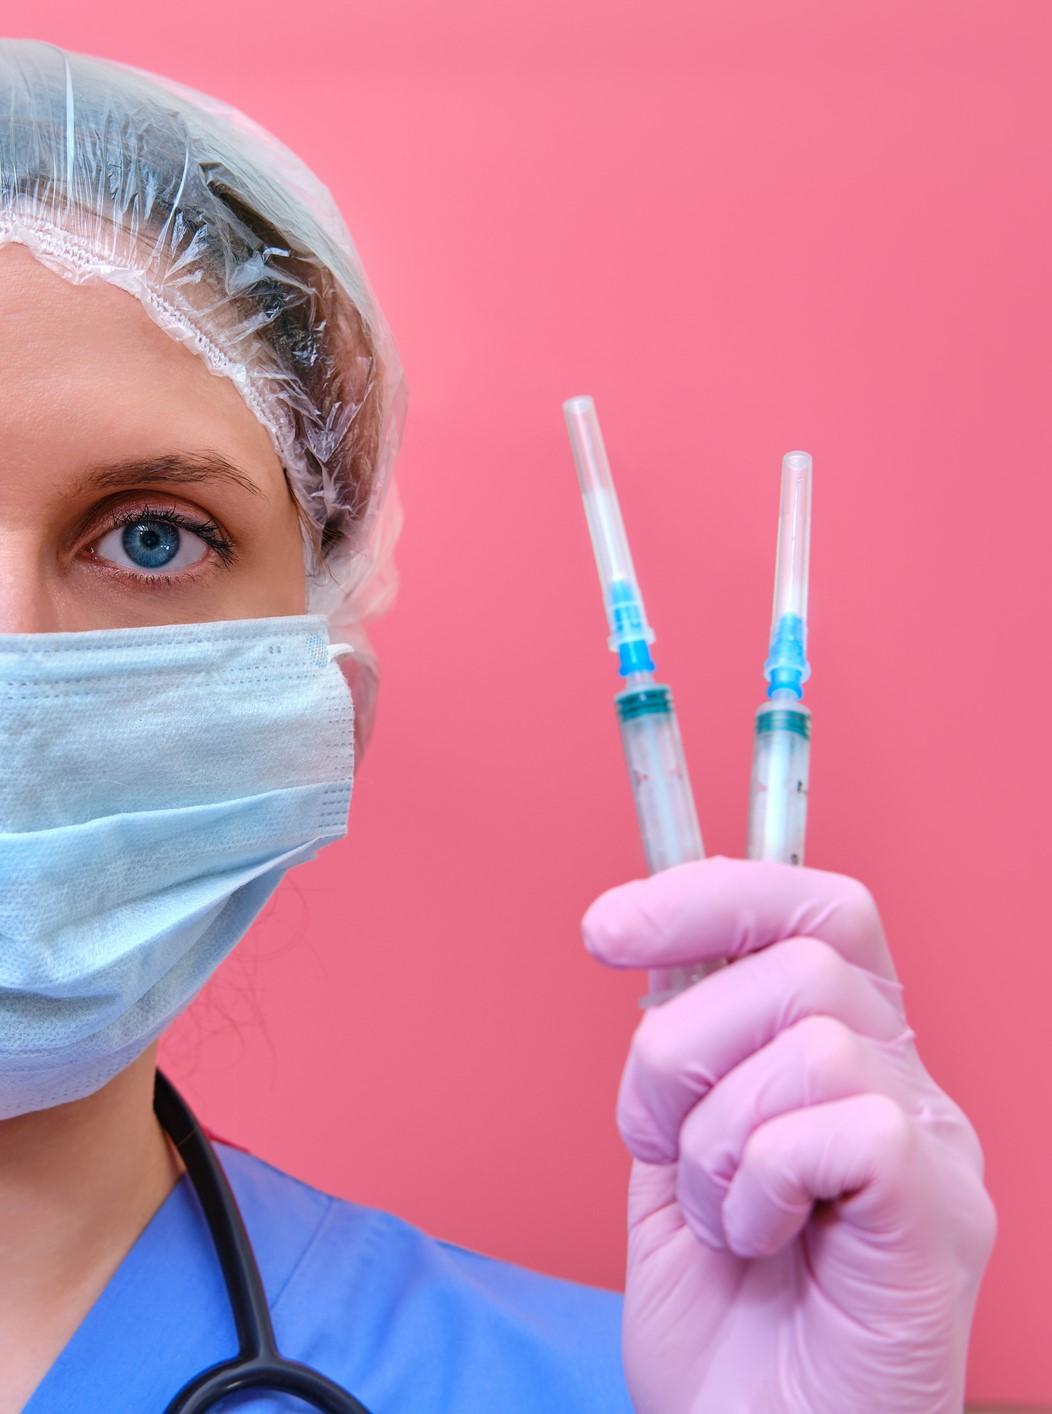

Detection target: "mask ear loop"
[324, 640, 369, 767]
[322, 638, 378, 764]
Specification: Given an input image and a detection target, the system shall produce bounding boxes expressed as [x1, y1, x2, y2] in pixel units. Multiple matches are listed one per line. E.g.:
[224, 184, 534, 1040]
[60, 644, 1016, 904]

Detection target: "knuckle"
[739, 1118, 782, 1181]
[629, 1012, 680, 1092]
[792, 1013, 861, 1075]
[615, 1092, 651, 1160]
[861, 1092, 913, 1157]
[782, 934, 844, 994]
[680, 1105, 735, 1192]
[615, 1097, 658, 1161]
[616, 1051, 674, 1164]
[837, 874, 881, 935]
[675, 1145, 726, 1247]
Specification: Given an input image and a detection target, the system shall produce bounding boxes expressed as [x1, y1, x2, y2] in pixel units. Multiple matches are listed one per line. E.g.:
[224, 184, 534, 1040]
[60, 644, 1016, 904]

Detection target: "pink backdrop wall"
[18, 1, 1049, 1403]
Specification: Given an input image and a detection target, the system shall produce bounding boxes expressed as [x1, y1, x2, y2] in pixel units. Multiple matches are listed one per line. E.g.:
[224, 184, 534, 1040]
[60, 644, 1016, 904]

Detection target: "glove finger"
[719, 1094, 934, 1260]
[582, 855, 895, 982]
[617, 934, 907, 1165]
[674, 1015, 915, 1248]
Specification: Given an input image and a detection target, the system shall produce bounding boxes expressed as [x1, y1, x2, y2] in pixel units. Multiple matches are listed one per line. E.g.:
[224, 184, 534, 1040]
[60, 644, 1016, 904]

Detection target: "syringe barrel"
[615, 684, 717, 1006]
[746, 700, 812, 865]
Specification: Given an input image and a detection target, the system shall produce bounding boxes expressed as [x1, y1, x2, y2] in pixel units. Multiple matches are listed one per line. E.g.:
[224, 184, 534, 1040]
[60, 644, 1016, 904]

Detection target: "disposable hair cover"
[0, 37, 407, 752]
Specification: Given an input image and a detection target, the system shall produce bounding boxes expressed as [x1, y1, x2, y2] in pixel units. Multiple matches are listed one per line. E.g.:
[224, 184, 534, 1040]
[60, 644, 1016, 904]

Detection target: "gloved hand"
[581, 857, 996, 1414]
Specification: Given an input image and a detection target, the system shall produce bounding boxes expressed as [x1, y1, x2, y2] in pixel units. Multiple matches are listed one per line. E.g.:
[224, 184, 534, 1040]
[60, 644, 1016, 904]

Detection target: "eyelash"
[91, 502, 237, 584]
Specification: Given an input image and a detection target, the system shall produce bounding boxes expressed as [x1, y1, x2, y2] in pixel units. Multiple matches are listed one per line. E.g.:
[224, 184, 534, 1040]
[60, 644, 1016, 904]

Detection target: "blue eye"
[93, 513, 213, 577]
[122, 519, 180, 568]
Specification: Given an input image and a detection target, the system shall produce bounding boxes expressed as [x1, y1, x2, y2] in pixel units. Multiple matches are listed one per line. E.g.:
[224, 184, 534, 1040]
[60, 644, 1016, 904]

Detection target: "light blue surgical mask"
[0, 613, 356, 1119]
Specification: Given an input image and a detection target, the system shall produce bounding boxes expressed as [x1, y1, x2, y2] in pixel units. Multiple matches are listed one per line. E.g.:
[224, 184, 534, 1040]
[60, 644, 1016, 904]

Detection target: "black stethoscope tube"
[153, 1070, 373, 1414]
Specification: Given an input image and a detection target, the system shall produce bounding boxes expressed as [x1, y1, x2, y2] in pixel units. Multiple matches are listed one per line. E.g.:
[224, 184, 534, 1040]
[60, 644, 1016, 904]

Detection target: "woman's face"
[0, 242, 308, 633]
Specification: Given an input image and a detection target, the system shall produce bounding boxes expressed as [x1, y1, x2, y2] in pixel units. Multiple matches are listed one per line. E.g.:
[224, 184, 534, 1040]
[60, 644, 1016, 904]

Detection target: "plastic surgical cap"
[0, 38, 407, 755]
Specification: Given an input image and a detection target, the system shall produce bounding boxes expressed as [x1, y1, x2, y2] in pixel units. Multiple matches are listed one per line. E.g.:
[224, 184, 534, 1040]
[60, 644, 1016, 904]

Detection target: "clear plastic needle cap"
[563, 395, 656, 676]
[764, 450, 812, 697]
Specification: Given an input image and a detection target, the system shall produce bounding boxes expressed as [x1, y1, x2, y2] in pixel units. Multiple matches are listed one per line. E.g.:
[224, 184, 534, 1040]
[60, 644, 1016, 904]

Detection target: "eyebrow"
[71, 451, 266, 501]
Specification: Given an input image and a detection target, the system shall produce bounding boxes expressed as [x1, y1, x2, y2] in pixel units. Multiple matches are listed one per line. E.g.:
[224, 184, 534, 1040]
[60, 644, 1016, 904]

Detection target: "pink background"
[17, 1, 1049, 1403]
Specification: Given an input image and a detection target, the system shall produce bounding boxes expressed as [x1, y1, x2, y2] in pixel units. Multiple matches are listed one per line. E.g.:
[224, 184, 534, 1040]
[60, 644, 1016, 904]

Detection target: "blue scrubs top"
[27, 1141, 633, 1411]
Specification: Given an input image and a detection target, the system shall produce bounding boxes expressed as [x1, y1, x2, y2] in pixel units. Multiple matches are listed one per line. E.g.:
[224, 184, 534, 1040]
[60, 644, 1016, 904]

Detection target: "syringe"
[563, 394, 714, 1007]
[746, 451, 813, 864]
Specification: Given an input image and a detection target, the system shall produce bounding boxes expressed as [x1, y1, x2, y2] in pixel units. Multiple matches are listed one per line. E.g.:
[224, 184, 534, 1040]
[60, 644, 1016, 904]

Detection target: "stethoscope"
[153, 1071, 373, 1414]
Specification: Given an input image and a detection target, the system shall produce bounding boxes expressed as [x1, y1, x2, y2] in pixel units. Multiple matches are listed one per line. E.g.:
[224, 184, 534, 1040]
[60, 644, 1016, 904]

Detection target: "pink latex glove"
[581, 857, 996, 1414]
